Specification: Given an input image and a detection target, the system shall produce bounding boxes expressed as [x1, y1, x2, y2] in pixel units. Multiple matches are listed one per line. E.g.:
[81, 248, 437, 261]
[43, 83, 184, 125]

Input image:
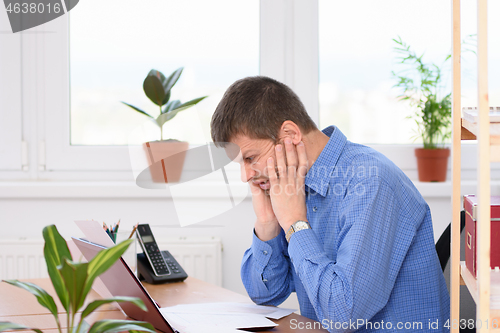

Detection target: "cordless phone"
[137, 224, 171, 276]
[136, 224, 188, 284]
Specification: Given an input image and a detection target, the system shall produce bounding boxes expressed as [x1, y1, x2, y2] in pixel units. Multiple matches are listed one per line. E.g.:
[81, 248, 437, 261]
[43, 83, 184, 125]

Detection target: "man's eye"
[245, 157, 254, 162]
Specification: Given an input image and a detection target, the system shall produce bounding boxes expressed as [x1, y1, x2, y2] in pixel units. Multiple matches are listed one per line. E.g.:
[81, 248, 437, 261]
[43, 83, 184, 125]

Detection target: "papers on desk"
[163, 313, 276, 333]
[159, 302, 296, 332]
[161, 302, 296, 320]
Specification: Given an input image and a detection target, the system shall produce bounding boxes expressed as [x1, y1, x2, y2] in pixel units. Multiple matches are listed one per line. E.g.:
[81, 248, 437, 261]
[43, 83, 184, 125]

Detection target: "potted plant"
[392, 36, 452, 182]
[122, 68, 207, 183]
[0, 225, 156, 333]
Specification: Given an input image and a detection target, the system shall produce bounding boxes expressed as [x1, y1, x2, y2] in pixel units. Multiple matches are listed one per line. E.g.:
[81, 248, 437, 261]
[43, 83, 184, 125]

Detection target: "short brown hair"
[210, 76, 317, 146]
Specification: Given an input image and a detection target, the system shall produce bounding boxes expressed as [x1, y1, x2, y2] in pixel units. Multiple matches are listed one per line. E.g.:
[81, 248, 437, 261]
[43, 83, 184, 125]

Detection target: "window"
[40, 1, 260, 177]
[2, 0, 498, 180]
[459, 0, 500, 109]
[319, 0, 453, 144]
[319, 0, 500, 145]
[70, 0, 259, 146]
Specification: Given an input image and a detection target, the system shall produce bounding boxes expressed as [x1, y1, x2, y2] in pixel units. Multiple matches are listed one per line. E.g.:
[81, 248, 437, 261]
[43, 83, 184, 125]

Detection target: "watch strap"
[285, 220, 310, 242]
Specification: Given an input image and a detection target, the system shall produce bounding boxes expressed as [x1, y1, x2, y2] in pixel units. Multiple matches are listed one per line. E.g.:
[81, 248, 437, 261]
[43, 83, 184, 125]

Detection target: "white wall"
[3, 179, 498, 298]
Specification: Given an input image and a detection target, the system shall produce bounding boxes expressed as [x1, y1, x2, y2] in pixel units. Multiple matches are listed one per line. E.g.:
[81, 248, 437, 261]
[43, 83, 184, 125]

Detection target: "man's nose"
[240, 163, 255, 183]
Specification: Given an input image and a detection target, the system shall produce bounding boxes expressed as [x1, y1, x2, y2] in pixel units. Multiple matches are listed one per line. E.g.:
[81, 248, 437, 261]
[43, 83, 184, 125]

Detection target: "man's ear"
[278, 121, 302, 144]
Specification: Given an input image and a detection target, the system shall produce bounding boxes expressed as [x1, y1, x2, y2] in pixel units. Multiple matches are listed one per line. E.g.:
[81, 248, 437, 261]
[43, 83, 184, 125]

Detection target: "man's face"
[230, 134, 277, 190]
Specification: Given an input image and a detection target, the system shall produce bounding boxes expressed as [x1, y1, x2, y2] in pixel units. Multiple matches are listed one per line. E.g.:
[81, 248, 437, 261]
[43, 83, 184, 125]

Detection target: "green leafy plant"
[122, 67, 207, 141]
[391, 36, 452, 149]
[0, 225, 156, 333]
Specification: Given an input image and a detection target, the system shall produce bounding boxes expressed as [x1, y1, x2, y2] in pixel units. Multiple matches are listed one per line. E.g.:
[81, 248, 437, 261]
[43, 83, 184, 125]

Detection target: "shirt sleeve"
[240, 229, 295, 306]
[287, 176, 419, 332]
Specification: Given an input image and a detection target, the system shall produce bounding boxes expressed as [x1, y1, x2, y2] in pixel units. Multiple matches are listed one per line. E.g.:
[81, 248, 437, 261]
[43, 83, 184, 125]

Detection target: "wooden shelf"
[461, 118, 500, 144]
[461, 119, 500, 162]
[452, 1, 494, 331]
[460, 262, 500, 320]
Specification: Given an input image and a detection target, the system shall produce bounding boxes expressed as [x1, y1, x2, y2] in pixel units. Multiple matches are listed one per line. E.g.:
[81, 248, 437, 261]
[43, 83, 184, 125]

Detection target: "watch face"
[294, 221, 310, 231]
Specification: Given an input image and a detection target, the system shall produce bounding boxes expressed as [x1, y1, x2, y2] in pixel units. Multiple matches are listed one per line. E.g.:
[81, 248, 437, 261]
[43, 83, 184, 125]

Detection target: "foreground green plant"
[391, 36, 452, 149]
[0, 225, 156, 333]
[122, 67, 207, 141]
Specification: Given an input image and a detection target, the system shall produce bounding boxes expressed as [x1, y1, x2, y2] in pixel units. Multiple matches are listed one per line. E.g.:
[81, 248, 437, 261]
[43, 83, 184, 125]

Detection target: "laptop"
[73, 237, 279, 333]
[73, 237, 178, 333]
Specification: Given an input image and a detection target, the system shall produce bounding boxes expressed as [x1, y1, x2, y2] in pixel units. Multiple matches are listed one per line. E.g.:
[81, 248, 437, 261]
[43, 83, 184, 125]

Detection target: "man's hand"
[250, 182, 281, 241]
[267, 140, 308, 232]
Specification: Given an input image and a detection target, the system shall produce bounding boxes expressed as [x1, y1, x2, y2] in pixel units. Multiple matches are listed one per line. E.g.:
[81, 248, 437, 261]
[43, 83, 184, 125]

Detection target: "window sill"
[1, 180, 497, 199]
[0, 181, 249, 199]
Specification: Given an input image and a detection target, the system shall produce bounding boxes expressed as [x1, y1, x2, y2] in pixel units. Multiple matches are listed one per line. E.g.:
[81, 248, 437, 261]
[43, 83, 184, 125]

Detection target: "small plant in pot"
[392, 36, 452, 182]
[122, 68, 207, 183]
[0, 225, 156, 333]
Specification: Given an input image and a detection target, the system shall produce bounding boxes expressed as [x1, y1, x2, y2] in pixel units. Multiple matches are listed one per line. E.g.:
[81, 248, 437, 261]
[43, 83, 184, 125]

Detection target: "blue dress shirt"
[241, 126, 450, 332]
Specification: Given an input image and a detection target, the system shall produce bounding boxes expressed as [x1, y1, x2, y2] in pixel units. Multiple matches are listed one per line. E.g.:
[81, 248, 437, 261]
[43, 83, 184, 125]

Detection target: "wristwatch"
[285, 220, 311, 242]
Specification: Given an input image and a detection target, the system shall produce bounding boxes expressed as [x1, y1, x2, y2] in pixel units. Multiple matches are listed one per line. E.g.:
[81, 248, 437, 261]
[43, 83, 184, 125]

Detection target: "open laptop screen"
[72, 237, 174, 333]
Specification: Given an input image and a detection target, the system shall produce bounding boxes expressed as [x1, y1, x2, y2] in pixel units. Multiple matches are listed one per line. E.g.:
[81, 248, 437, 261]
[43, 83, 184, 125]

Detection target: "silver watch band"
[285, 220, 310, 242]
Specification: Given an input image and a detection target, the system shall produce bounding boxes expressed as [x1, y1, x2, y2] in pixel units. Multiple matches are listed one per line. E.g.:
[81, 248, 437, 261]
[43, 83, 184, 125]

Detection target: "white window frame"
[40, 16, 133, 180]
[0, 8, 23, 177]
[260, 0, 319, 123]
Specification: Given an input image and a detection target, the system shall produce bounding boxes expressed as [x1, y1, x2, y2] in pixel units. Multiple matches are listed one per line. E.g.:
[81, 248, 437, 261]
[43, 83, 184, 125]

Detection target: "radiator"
[156, 237, 222, 286]
[0, 237, 222, 286]
[0, 240, 47, 280]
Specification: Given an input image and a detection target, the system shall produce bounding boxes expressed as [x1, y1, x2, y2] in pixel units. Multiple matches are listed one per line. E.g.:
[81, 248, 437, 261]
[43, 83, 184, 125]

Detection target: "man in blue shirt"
[210, 76, 450, 332]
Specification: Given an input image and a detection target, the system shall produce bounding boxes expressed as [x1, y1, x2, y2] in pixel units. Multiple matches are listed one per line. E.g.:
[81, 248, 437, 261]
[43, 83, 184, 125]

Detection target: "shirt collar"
[305, 126, 347, 197]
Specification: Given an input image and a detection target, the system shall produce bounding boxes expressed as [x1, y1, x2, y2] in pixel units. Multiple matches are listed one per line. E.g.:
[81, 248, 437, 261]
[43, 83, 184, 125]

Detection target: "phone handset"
[137, 224, 170, 276]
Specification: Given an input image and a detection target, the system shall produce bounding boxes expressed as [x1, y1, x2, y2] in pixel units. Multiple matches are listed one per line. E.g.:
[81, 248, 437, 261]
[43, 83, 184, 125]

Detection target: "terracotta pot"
[415, 148, 450, 182]
[143, 141, 189, 183]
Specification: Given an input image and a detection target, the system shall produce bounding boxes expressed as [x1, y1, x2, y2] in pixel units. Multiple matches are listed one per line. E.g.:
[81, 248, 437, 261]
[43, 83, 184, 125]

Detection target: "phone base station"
[137, 251, 188, 284]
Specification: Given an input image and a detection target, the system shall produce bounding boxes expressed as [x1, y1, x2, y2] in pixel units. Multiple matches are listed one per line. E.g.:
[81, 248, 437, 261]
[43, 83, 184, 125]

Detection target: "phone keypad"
[163, 254, 181, 274]
[146, 243, 170, 275]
